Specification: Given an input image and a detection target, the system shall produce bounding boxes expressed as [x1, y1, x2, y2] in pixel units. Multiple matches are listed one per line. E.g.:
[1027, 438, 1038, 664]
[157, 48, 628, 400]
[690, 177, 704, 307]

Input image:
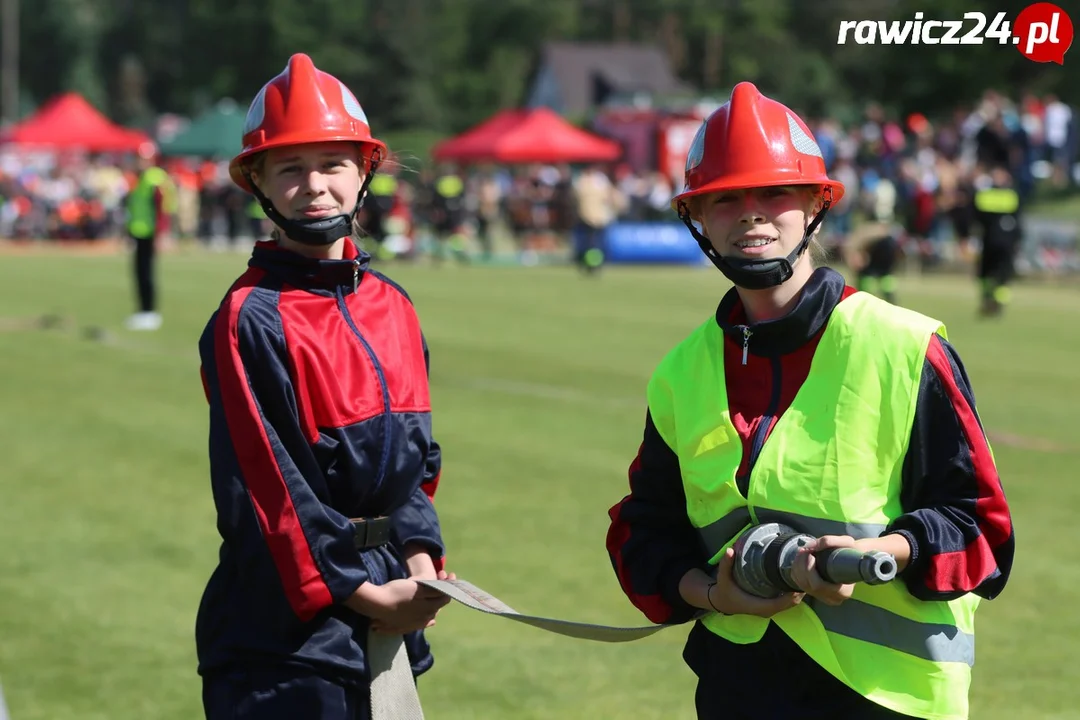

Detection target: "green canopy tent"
[159, 99, 246, 158]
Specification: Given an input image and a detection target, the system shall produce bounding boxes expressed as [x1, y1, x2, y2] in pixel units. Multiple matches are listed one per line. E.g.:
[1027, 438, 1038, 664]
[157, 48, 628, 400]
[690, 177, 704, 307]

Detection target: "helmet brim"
[672, 173, 845, 213]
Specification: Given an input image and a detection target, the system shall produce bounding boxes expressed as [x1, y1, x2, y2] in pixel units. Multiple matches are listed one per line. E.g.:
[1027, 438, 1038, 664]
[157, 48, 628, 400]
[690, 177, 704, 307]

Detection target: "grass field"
[0, 247, 1078, 719]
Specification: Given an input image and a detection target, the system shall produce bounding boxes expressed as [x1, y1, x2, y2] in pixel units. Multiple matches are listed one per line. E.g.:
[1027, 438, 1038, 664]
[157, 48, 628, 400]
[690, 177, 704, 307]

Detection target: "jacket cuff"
[326, 568, 370, 606]
[886, 529, 920, 576]
[389, 500, 445, 560]
[397, 536, 445, 560]
[660, 558, 705, 623]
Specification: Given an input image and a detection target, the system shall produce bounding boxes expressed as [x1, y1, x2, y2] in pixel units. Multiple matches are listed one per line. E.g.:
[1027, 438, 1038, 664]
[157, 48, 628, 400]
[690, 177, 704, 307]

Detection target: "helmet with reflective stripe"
[229, 54, 387, 246]
[230, 53, 386, 191]
[672, 82, 844, 209]
[671, 82, 845, 290]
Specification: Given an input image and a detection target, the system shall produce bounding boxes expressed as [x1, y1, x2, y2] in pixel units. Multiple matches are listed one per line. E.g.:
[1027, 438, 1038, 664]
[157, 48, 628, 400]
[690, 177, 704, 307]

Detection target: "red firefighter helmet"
[672, 82, 844, 211]
[229, 54, 387, 192]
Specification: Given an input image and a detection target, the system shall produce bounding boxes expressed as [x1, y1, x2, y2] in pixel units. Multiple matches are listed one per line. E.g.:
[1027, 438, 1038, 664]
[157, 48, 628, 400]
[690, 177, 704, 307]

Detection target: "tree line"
[13, 0, 1076, 134]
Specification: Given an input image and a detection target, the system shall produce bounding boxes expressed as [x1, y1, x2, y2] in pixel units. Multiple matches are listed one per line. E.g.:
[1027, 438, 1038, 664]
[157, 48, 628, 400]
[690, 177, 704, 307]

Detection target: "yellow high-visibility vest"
[126, 167, 175, 238]
[647, 291, 982, 719]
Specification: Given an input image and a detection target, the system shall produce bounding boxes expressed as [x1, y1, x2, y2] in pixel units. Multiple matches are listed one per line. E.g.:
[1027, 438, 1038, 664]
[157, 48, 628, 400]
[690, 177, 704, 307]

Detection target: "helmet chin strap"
[677, 196, 832, 291]
[244, 155, 382, 247]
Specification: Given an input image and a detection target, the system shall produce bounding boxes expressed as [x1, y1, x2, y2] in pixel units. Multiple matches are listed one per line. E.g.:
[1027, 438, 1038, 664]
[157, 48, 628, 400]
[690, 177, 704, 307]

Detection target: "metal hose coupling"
[730, 523, 898, 599]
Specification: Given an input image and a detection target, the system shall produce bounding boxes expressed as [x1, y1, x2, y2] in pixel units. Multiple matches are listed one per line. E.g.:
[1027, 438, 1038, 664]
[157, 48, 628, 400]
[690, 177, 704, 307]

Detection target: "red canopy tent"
[432, 108, 622, 164]
[0, 92, 153, 153]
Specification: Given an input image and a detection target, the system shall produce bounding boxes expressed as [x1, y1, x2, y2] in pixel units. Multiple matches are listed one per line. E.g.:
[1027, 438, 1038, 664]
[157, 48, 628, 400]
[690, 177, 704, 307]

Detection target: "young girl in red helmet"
[196, 54, 452, 719]
[606, 83, 1014, 719]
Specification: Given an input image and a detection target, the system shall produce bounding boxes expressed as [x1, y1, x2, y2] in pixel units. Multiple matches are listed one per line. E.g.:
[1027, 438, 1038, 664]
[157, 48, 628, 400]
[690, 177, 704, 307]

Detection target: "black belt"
[350, 516, 392, 549]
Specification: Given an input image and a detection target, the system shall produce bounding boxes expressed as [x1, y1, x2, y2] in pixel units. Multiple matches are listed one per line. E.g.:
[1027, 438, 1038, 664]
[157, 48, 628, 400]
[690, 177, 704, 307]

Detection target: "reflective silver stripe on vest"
[754, 509, 888, 541]
[810, 599, 975, 666]
[697, 507, 887, 555]
[697, 508, 753, 555]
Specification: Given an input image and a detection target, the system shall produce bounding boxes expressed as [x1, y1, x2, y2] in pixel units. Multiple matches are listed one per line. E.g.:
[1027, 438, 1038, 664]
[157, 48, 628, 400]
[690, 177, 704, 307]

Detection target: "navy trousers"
[686, 622, 918, 719]
[203, 668, 370, 720]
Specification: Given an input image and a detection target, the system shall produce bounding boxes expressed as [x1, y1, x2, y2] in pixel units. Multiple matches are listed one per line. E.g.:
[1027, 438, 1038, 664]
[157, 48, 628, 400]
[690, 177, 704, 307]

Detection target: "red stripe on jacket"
[214, 282, 332, 620]
[606, 447, 675, 624]
[922, 335, 1013, 593]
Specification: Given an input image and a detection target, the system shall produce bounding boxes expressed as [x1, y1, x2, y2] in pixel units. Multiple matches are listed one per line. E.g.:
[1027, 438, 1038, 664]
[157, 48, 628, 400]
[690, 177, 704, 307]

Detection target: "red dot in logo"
[1014, 2, 1074, 64]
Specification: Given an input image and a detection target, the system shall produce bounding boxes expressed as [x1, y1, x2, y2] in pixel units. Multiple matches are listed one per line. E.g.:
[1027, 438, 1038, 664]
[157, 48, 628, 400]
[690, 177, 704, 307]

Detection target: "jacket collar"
[715, 266, 847, 357]
[248, 239, 370, 293]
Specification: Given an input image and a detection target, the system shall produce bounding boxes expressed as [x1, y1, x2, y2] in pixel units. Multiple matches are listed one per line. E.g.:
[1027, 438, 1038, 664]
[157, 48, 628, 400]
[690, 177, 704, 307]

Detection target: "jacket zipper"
[336, 281, 394, 491]
[739, 326, 752, 366]
[734, 325, 782, 501]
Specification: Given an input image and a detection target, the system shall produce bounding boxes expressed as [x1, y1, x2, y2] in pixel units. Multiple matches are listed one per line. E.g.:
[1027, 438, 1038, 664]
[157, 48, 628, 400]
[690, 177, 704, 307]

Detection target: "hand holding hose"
[708, 548, 806, 617]
[789, 535, 858, 606]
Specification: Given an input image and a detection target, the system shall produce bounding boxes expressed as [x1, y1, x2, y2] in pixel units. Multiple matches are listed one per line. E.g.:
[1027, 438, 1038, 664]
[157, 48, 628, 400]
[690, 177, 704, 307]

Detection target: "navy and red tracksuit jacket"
[606, 268, 1015, 692]
[195, 239, 445, 684]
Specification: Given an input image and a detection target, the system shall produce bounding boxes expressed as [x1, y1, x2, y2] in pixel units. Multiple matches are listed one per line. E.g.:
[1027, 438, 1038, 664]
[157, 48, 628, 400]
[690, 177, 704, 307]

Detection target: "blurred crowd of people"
[352, 162, 673, 263]
[1, 89, 1076, 270]
[811, 89, 1077, 269]
[0, 152, 265, 243]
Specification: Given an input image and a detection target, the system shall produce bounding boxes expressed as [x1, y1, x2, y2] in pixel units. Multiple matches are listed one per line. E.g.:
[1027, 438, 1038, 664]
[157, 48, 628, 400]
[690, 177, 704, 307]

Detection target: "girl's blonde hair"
[807, 237, 828, 265]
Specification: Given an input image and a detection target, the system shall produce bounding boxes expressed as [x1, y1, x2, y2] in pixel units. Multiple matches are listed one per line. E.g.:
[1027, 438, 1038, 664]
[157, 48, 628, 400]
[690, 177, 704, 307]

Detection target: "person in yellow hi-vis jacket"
[124, 143, 176, 331]
[606, 83, 1015, 719]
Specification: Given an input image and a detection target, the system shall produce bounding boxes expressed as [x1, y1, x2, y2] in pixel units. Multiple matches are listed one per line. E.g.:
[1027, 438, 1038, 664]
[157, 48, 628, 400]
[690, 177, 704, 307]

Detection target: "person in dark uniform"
[428, 165, 469, 264]
[844, 177, 901, 305]
[197, 54, 453, 720]
[360, 166, 399, 260]
[971, 166, 1023, 317]
[852, 224, 901, 305]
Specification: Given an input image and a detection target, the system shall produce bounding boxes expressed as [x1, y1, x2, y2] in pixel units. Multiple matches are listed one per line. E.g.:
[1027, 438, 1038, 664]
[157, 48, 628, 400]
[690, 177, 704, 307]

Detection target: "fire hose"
[368, 522, 898, 718]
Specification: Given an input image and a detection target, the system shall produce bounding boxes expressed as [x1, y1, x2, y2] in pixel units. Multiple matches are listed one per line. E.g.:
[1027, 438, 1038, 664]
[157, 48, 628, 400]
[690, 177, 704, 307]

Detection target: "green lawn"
[0, 248, 1076, 719]
[1026, 189, 1080, 220]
